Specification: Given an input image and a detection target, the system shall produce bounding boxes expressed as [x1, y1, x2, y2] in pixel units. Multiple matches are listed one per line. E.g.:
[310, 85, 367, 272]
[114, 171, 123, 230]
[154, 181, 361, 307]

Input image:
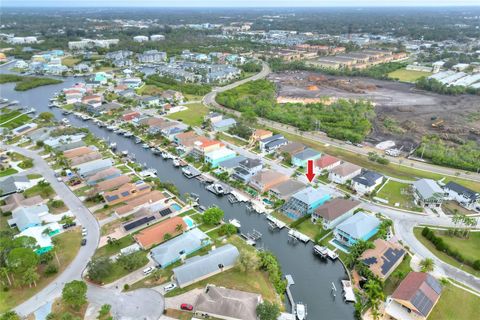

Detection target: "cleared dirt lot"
[268, 71, 480, 148]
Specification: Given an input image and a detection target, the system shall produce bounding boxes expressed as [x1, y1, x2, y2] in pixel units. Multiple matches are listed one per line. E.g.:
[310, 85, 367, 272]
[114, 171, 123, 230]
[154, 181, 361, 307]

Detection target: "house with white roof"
[412, 179, 445, 208]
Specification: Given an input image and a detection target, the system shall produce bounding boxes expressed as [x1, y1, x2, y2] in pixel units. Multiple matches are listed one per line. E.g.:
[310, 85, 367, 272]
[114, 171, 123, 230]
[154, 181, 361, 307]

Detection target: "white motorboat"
[295, 303, 307, 320]
[142, 143, 150, 149]
[109, 142, 117, 150]
[135, 137, 142, 144]
[124, 132, 133, 138]
[228, 219, 241, 228]
[61, 118, 70, 125]
[121, 150, 129, 156]
[106, 125, 116, 131]
[172, 158, 181, 167]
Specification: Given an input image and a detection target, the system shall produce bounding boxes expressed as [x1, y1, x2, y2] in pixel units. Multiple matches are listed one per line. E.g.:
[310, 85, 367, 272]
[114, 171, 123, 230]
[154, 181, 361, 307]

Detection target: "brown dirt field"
[269, 71, 480, 148]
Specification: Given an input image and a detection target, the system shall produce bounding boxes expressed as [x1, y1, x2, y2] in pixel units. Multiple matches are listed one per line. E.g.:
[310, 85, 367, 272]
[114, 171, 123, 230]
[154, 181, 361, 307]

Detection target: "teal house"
[204, 148, 237, 168]
[291, 148, 322, 167]
[333, 212, 381, 248]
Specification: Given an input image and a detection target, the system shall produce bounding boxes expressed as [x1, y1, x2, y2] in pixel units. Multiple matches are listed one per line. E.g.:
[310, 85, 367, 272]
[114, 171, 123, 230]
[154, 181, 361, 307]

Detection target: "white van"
[143, 266, 154, 275]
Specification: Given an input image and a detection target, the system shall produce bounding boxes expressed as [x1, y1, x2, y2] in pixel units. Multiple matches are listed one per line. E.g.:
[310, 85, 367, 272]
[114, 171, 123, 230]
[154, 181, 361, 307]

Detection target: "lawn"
[270, 211, 294, 225]
[166, 103, 209, 127]
[24, 182, 55, 199]
[376, 180, 423, 211]
[94, 235, 136, 258]
[218, 132, 248, 147]
[0, 110, 31, 129]
[293, 219, 330, 242]
[0, 229, 81, 313]
[434, 230, 480, 264]
[413, 228, 480, 277]
[0, 167, 18, 177]
[388, 68, 432, 83]
[101, 252, 149, 284]
[383, 254, 412, 295]
[428, 282, 480, 320]
[61, 57, 81, 67]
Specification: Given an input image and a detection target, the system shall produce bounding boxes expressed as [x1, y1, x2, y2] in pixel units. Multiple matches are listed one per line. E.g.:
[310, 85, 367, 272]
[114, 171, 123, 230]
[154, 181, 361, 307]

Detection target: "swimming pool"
[183, 216, 195, 229]
[170, 203, 182, 211]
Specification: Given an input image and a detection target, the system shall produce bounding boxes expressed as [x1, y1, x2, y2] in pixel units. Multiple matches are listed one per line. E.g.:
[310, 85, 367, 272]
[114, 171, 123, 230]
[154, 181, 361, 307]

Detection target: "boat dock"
[247, 229, 262, 241]
[230, 190, 249, 203]
[313, 245, 338, 260]
[288, 229, 310, 243]
[285, 274, 295, 311]
[182, 166, 201, 179]
[266, 214, 287, 230]
[341, 280, 356, 302]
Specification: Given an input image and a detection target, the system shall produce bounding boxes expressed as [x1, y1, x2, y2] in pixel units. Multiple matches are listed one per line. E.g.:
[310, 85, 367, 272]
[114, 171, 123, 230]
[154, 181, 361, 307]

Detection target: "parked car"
[81, 238, 87, 246]
[143, 266, 154, 275]
[164, 283, 177, 293]
[62, 222, 77, 229]
[180, 303, 193, 311]
[69, 179, 81, 186]
[81, 227, 87, 236]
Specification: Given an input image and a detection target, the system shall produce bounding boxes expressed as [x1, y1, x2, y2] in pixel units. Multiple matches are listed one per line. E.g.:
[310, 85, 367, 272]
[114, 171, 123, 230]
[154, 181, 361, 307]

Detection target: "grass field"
[0, 167, 18, 177]
[217, 132, 248, 146]
[0, 110, 31, 129]
[388, 68, 432, 83]
[376, 180, 422, 211]
[0, 229, 81, 313]
[413, 228, 480, 277]
[435, 230, 480, 264]
[293, 219, 329, 241]
[94, 235, 136, 258]
[428, 283, 480, 320]
[166, 103, 209, 127]
[61, 57, 81, 67]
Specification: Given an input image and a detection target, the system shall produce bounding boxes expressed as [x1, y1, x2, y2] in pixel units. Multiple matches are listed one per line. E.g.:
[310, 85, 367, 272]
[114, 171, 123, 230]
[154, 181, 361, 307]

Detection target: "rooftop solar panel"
[124, 216, 155, 231]
[159, 207, 172, 217]
[426, 275, 442, 295]
[412, 291, 434, 317]
[121, 191, 130, 197]
[363, 256, 377, 266]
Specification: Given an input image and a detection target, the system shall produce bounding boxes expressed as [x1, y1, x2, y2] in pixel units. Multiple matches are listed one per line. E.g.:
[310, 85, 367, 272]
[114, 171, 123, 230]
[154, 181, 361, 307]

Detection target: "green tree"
[22, 267, 40, 287]
[7, 247, 39, 276]
[87, 257, 113, 283]
[237, 250, 260, 273]
[219, 223, 238, 237]
[163, 233, 172, 241]
[420, 258, 435, 273]
[0, 311, 21, 320]
[116, 252, 147, 271]
[202, 207, 224, 225]
[62, 280, 87, 310]
[364, 279, 384, 320]
[256, 301, 280, 320]
[39, 112, 55, 122]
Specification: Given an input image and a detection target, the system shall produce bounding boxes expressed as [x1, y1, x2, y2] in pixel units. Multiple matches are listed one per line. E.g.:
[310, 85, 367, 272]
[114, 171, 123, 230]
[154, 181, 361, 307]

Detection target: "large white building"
[8, 36, 38, 44]
[133, 36, 149, 43]
[150, 34, 165, 41]
[68, 39, 119, 50]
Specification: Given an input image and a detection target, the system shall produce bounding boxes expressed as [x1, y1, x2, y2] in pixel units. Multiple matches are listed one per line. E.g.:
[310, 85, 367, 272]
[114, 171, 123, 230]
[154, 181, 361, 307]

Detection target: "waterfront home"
[259, 134, 288, 154]
[249, 170, 289, 193]
[360, 239, 406, 280]
[314, 155, 341, 173]
[93, 175, 131, 193]
[217, 156, 247, 175]
[291, 148, 322, 168]
[14, 222, 61, 254]
[249, 129, 273, 145]
[161, 123, 188, 140]
[8, 204, 49, 231]
[103, 180, 151, 205]
[81, 95, 103, 108]
[281, 186, 331, 220]
[328, 162, 362, 185]
[0, 193, 43, 213]
[77, 158, 114, 178]
[115, 190, 166, 216]
[443, 181, 479, 210]
[192, 138, 225, 158]
[194, 285, 262, 320]
[212, 118, 237, 132]
[44, 134, 86, 151]
[140, 96, 161, 108]
[204, 148, 237, 168]
[134, 216, 186, 249]
[70, 151, 103, 167]
[351, 170, 384, 194]
[231, 158, 263, 183]
[0, 176, 33, 197]
[85, 167, 121, 185]
[311, 198, 361, 229]
[63, 146, 96, 159]
[121, 77, 143, 89]
[269, 179, 306, 200]
[412, 179, 445, 208]
[333, 212, 381, 248]
[173, 244, 239, 288]
[150, 228, 210, 268]
[385, 272, 442, 320]
[12, 123, 38, 137]
[122, 111, 141, 122]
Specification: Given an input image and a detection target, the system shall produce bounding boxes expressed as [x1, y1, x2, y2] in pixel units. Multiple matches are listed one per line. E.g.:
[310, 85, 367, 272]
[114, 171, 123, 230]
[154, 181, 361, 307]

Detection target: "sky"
[3, 0, 480, 7]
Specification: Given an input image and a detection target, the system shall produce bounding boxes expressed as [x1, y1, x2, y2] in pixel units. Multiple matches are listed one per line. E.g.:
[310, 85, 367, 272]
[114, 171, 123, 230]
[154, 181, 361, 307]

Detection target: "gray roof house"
[217, 156, 247, 173]
[269, 179, 306, 200]
[150, 228, 211, 268]
[76, 158, 114, 178]
[194, 285, 262, 320]
[8, 204, 49, 231]
[173, 244, 239, 288]
[0, 176, 31, 197]
[444, 181, 479, 210]
[231, 158, 263, 183]
[334, 212, 381, 247]
[412, 179, 445, 207]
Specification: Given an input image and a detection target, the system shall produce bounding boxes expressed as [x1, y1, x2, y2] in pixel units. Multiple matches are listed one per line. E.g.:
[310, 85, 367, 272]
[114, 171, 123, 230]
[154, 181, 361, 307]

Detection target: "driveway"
[86, 285, 164, 320]
[164, 288, 202, 310]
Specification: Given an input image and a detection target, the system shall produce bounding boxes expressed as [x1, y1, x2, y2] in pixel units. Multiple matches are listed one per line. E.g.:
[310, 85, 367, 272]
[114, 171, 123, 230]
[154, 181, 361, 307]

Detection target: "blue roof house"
[77, 158, 114, 178]
[281, 186, 331, 220]
[204, 148, 237, 168]
[333, 212, 381, 248]
[291, 148, 322, 168]
[8, 204, 49, 231]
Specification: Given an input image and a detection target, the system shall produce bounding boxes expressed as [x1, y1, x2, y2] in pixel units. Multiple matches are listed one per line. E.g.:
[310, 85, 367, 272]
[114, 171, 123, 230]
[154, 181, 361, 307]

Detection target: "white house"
[443, 181, 479, 211]
[351, 170, 384, 194]
[328, 162, 362, 185]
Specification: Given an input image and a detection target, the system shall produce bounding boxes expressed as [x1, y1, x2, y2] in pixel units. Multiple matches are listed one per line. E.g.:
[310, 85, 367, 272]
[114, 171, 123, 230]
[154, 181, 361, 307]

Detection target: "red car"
[180, 303, 193, 311]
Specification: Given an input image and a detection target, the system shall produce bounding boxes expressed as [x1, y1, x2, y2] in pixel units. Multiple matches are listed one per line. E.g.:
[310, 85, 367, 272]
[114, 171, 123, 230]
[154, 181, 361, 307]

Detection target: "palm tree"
[420, 258, 435, 273]
[364, 279, 384, 320]
[175, 224, 184, 233]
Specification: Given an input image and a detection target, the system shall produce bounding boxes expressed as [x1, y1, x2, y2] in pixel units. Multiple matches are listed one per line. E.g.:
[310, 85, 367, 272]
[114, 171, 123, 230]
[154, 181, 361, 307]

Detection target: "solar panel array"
[411, 291, 434, 317]
[363, 256, 377, 266]
[426, 274, 442, 294]
[159, 207, 173, 217]
[381, 248, 406, 275]
[121, 191, 130, 197]
[106, 194, 119, 202]
[124, 215, 155, 231]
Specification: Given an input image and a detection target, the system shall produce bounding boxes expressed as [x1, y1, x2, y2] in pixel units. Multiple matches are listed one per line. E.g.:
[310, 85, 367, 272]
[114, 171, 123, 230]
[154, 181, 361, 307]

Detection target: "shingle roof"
[173, 244, 239, 287]
[292, 148, 321, 161]
[239, 158, 262, 169]
[94, 175, 131, 192]
[360, 239, 406, 279]
[444, 181, 479, 201]
[352, 170, 383, 187]
[331, 162, 362, 177]
[270, 179, 306, 198]
[335, 212, 380, 239]
[314, 198, 361, 220]
[217, 156, 247, 169]
[392, 272, 442, 317]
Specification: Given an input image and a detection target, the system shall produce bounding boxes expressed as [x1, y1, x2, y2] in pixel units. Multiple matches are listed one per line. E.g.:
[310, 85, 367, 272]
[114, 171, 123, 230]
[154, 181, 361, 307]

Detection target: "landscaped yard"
[23, 182, 55, 198]
[428, 282, 480, 320]
[0, 110, 31, 129]
[94, 235, 136, 258]
[434, 230, 479, 264]
[101, 252, 149, 284]
[413, 228, 480, 277]
[376, 180, 422, 211]
[0, 167, 18, 177]
[293, 218, 330, 242]
[166, 103, 209, 127]
[0, 229, 81, 313]
[388, 68, 432, 83]
[383, 254, 412, 295]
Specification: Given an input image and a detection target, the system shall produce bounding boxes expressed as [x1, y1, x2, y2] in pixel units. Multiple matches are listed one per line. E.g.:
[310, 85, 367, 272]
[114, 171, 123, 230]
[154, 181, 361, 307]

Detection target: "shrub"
[44, 264, 58, 276]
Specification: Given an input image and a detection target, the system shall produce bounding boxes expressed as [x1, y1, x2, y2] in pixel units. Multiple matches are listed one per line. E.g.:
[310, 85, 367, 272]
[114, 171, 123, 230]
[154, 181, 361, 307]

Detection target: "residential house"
[291, 148, 322, 168]
[249, 170, 289, 193]
[81, 95, 102, 108]
[443, 181, 479, 210]
[259, 134, 288, 154]
[333, 212, 381, 247]
[122, 111, 141, 122]
[70, 151, 103, 167]
[360, 239, 406, 280]
[311, 198, 361, 229]
[98, 101, 123, 114]
[76, 158, 114, 178]
[192, 138, 224, 158]
[249, 129, 273, 145]
[385, 272, 442, 320]
[140, 96, 161, 108]
[85, 167, 121, 185]
[0, 176, 33, 197]
[161, 90, 184, 103]
[412, 179, 445, 208]
[12, 123, 38, 136]
[204, 112, 223, 124]
[14, 222, 61, 254]
[103, 180, 151, 205]
[314, 155, 341, 173]
[161, 123, 188, 140]
[115, 190, 166, 216]
[121, 77, 143, 89]
[204, 148, 237, 168]
[194, 285, 262, 320]
[150, 228, 211, 268]
[94, 175, 131, 193]
[44, 134, 86, 151]
[269, 179, 306, 200]
[63, 146, 96, 159]
[137, 50, 167, 63]
[329, 162, 362, 185]
[8, 204, 49, 231]
[231, 158, 263, 183]
[217, 156, 247, 175]
[0, 193, 43, 213]
[351, 170, 384, 194]
[212, 118, 237, 132]
[134, 216, 187, 249]
[173, 244, 239, 288]
[281, 186, 331, 220]
[277, 141, 305, 158]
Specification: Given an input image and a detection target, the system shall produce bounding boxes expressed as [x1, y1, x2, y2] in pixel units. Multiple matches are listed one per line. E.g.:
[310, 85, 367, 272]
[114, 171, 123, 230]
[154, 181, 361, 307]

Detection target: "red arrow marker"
[306, 159, 316, 182]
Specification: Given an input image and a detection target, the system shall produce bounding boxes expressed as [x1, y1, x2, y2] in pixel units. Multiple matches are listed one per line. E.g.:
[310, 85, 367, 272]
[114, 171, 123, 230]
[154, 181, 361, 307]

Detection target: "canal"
[0, 67, 355, 319]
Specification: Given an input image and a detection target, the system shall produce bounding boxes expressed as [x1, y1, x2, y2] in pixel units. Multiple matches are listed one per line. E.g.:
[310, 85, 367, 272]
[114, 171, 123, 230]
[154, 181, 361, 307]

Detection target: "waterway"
[0, 65, 355, 319]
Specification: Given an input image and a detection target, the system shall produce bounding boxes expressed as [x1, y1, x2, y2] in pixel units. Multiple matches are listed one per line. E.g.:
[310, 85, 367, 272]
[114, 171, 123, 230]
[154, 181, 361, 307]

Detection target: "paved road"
[2, 145, 101, 317]
[86, 285, 164, 320]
